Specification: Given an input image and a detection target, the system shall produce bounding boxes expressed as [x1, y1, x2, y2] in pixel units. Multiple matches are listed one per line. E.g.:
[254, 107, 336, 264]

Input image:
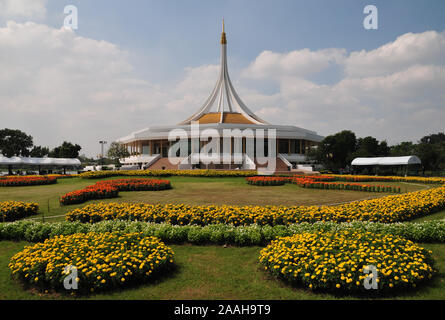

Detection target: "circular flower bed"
[0, 201, 39, 221]
[9, 232, 174, 294]
[259, 231, 436, 293]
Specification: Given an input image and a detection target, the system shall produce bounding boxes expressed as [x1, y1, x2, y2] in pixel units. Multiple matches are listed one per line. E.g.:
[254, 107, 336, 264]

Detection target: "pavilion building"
[117, 22, 324, 171]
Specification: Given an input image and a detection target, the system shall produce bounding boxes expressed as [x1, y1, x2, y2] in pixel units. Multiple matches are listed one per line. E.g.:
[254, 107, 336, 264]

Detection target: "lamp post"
[99, 141, 107, 165]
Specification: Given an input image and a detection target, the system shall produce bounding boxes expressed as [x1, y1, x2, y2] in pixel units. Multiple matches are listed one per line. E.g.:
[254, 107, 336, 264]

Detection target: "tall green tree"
[311, 130, 357, 171]
[351, 137, 390, 158]
[30, 146, 50, 157]
[107, 142, 130, 165]
[415, 133, 445, 172]
[50, 141, 81, 158]
[0, 128, 33, 157]
[390, 141, 416, 156]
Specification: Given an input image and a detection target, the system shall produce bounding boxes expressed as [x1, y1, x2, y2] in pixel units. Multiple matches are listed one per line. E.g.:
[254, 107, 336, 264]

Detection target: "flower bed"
[259, 231, 436, 293]
[0, 176, 57, 187]
[60, 185, 119, 205]
[60, 178, 171, 205]
[246, 175, 401, 193]
[79, 169, 257, 179]
[65, 185, 445, 224]
[95, 178, 171, 191]
[246, 177, 288, 186]
[292, 177, 401, 193]
[331, 174, 445, 185]
[0, 201, 39, 222]
[9, 232, 174, 294]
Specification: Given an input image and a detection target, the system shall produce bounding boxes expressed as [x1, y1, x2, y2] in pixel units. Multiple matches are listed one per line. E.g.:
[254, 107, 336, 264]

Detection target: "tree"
[30, 146, 50, 157]
[107, 142, 130, 165]
[390, 141, 416, 156]
[420, 132, 445, 145]
[311, 130, 357, 171]
[416, 143, 440, 173]
[351, 136, 390, 158]
[50, 141, 81, 158]
[0, 128, 33, 157]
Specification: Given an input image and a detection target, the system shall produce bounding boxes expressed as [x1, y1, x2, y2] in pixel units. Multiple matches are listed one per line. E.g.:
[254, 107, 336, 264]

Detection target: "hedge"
[1, 219, 445, 245]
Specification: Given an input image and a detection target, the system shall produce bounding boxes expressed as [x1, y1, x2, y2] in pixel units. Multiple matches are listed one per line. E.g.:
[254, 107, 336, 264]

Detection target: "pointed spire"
[178, 21, 269, 125]
[221, 18, 227, 44]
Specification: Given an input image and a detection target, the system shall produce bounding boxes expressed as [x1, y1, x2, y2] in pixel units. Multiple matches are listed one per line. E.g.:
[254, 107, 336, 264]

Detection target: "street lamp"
[99, 141, 107, 165]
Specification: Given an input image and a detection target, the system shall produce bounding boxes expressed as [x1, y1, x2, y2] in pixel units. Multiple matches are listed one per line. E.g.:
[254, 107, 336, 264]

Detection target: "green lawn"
[1, 241, 444, 300]
[0, 176, 429, 222]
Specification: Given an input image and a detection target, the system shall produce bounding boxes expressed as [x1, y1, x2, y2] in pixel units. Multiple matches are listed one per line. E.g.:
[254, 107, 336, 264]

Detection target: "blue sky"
[39, 0, 445, 81]
[0, 0, 444, 156]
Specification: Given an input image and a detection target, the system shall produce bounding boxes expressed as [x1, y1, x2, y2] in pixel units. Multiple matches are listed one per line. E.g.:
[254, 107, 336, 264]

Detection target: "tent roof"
[0, 156, 81, 166]
[351, 156, 421, 166]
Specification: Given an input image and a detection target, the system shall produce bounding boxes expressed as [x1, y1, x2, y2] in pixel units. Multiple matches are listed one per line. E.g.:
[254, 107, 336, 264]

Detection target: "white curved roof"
[0, 156, 81, 166]
[351, 156, 421, 166]
[116, 123, 324, 144]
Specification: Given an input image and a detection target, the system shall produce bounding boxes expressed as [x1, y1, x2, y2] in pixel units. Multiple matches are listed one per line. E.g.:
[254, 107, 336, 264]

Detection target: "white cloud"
[0, 21, 444, 157]
[242, 48, 346, 79]
[345, 31, 445, 77]
[0, 0, 47, 19]
[237, 30, 445, 144]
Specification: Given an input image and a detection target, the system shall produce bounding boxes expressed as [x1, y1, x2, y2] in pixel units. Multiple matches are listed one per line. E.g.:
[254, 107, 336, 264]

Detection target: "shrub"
[2, 220, 445, 245]
[9, 232, 174, 294]
[259, 231, 436, 293]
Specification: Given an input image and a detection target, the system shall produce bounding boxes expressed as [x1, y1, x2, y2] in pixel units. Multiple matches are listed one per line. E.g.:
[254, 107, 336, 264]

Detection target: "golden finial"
[221, 18, 227, 44]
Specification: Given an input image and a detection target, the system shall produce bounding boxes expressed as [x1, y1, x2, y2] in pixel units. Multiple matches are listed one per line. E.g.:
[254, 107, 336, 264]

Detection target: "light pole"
[99, 141, 107, 165]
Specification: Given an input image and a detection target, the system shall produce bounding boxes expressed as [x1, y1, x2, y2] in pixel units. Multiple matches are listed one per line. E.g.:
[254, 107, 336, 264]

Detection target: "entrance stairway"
[147, 157, 180, 170]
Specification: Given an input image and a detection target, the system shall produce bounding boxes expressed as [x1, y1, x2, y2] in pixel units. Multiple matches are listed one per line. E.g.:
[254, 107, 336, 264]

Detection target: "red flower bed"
[96, 179, 171, 191]
[246, 176, 290, 186]
[246, 175, 401, 193]
[60, 178, 171, 205]
[0, 176, 57, 187]
[291, 177, 401, 193]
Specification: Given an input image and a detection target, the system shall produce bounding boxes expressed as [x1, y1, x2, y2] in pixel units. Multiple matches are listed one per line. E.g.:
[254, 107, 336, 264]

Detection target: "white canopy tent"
[351, 156, 421, 166]
[0, 155, 81, 174]
[351, 156, 421, 176]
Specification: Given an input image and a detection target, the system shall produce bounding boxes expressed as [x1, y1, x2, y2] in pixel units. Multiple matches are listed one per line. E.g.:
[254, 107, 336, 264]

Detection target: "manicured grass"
[0, 241, 444, 300]
[0, 176, 428, 222]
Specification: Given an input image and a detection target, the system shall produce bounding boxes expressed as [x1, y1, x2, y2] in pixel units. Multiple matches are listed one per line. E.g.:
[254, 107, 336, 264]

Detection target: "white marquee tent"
[351, 156, 421, 176]
[0, 156, 81, 166]
[351, 156, 421, 166]
[0, 156, 81, 174]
